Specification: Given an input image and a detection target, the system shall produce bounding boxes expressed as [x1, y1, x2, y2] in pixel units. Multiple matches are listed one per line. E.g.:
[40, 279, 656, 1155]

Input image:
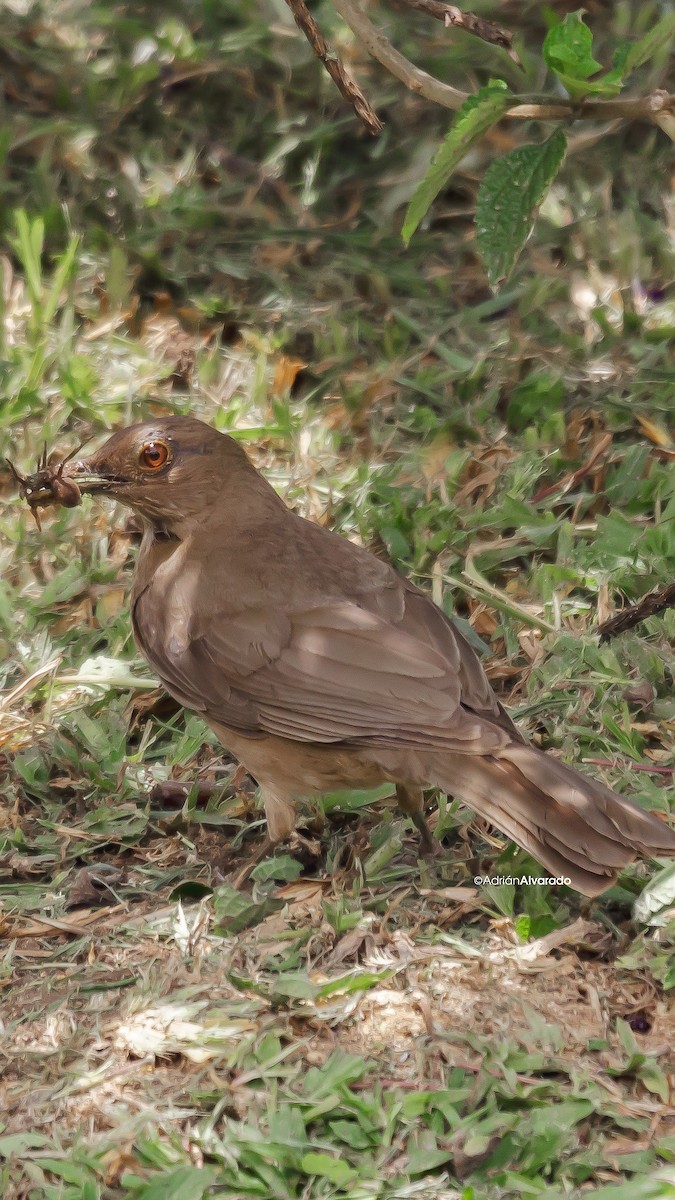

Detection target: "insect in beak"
[6, 441, 87, 530]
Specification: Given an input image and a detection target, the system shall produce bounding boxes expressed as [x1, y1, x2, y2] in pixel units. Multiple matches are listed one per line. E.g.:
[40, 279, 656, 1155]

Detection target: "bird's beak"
[63, 458, 125, 494]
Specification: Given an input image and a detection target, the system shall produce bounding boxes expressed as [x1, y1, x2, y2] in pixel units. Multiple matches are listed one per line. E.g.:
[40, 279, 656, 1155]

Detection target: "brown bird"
[58, 415, 675, 895]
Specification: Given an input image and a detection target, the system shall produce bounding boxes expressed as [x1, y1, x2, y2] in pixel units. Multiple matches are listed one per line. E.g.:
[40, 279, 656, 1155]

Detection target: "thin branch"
[333, 0, 468, 109]
[567, 90, 675, 120]
[654, 110, 675, 141]
[333, 0, 675, 124]
[394, 0, 520, 63]
[597, 580, 675, 642]
[283, 0, 383, 134]
[585, 758, 673, 776]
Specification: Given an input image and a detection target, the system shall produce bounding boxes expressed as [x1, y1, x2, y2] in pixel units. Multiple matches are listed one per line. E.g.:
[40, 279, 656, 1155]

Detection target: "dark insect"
[6, 443, 82, 530]
[626, 1011, 652, 1034]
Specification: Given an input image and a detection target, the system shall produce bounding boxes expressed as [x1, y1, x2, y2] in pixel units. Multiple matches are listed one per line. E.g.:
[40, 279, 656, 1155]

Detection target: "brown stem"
[283, 0, 383, 134]
[333, 0, 468, 109]
[333, 0, 675, 124]
[393, 0, 521, 66]
[597, 580, 675, 642]
[585, 758, 673, 776]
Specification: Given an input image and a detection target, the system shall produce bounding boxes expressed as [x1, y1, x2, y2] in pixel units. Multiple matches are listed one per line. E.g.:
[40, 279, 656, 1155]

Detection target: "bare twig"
[585, 758, 674, 776]
[597, 580, 675, 642]
[394, 0, 522, 67]
[532, 432, 612, 502]
[333, 0, 675, 124]
[507, 92, 675, 120]
[333, 0, 468, 109]
[283, 0, 383, 134]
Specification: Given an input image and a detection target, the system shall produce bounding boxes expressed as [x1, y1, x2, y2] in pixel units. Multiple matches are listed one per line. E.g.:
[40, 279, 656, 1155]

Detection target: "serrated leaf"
[543, 12, 623, 98]
[402, 81, 511, 245]
[476, 129, 567, 287]
[623, 13, 675, 76]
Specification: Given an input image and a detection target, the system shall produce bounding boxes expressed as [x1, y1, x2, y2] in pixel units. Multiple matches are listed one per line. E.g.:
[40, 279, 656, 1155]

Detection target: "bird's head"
[65, 416, 256, 535]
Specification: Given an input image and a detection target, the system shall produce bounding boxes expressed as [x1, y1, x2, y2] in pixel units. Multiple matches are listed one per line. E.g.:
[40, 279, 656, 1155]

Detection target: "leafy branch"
[283, 2, 675, 285]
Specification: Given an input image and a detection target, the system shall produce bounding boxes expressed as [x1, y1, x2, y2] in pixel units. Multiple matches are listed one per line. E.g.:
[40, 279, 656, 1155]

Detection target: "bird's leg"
[395, 784, 436, 855]
[262, 785, 297, 844]
[231, 785, 297, 888]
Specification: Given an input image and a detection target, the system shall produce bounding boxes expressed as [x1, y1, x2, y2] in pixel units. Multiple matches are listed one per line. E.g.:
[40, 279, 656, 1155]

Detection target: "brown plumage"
[60, 415, 675, 895]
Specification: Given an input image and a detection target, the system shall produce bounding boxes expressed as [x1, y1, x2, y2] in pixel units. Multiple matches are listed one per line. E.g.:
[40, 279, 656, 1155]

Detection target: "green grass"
[1, 2, 674, 1197]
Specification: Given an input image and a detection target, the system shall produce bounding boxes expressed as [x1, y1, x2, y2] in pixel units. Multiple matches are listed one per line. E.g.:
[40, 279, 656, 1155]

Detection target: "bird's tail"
[427, 743, 675, 896]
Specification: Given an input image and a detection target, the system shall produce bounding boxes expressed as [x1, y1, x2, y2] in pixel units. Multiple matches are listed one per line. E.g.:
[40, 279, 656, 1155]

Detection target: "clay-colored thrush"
[59, 415, 675, 895]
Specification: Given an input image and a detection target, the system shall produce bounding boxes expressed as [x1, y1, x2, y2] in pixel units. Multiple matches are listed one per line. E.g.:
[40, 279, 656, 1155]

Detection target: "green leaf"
[329, 1120, 373, 1150]
[543, 12, 623, 98]
[301, 1152, 357, 1186]
[402, 81, 511, 245]
[212, 884, 283, 934]
[131, 1167, 216, 1200]
[639, 1060, 670, 1104]
[42, 234, 80, 326]
[0, 1133, 54, 1158]
[303, 1050, 368, 1099]
[623, 14, 675, 76]
[29, 1159, 93, 1186]
[321, 782, 393, 813]
[476, 129, 567, 287]
[614, 1018, 643, 1066]
[587, 1177, 675, 1199]
[316, 969, 393, 998]
[514, 913, 531, 942]
[507, 371, 565, 431]
[264, 972, 317, 1000]
[543, 11, 601, 79]
[407, 1141, 454, 1175]
[12, 210, 44, 309]
[527, 1099, 594, 1132]
[483, 880, 515, 915]
[250, 853, 303, 883]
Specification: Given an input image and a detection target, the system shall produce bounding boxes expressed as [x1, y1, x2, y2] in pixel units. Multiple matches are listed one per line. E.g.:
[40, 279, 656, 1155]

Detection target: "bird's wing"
[134, 581, 510, 752]
[399, 582, 524, 741]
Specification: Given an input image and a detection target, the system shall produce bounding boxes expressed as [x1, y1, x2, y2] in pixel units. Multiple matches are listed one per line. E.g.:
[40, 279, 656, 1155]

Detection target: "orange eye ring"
[139, 441, 170, 472]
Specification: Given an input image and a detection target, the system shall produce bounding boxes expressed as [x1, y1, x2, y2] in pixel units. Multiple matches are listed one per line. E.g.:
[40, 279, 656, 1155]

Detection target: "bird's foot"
[417, 828, 442, 859]
[408, 811, 441, 859]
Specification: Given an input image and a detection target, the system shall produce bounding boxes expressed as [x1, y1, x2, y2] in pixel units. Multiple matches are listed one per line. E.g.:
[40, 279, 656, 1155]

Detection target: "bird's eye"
[139, 441, 170, 471]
